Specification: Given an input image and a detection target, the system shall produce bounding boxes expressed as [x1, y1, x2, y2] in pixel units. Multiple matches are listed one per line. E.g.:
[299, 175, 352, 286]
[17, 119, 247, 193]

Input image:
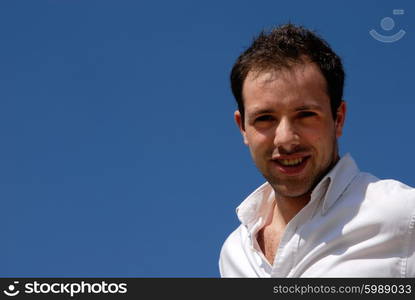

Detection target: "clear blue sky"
[1, 0, 414, 277]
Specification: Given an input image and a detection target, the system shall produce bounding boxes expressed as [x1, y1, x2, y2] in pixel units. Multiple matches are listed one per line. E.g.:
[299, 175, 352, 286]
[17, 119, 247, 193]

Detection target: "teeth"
[279, 158, 303, 166]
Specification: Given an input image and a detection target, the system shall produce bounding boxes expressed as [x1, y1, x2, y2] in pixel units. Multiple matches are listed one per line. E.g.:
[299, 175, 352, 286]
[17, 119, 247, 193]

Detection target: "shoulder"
[340, 173, 415, 235]
[364, 176, 415, 208]
[219, 225, 253, 277]
[219, 225, 246, 265]
[351, 173, 415, 206]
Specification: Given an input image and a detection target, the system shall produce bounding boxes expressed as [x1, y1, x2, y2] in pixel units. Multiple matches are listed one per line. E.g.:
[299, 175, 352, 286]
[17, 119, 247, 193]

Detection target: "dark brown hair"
[230, 24, 345, 126]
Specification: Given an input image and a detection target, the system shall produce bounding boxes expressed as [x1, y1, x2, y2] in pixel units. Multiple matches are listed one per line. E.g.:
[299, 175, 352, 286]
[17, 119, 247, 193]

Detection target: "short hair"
[230, 24, 345, 126]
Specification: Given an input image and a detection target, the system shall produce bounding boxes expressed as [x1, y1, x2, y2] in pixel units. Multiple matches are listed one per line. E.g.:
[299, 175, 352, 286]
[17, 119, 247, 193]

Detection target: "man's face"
[235, 62, 346, 199]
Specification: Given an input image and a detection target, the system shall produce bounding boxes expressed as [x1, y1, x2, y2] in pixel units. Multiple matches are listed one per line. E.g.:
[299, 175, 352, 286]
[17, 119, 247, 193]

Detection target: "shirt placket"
[270, 191, 324, 277]
[270, 220, 300, 276]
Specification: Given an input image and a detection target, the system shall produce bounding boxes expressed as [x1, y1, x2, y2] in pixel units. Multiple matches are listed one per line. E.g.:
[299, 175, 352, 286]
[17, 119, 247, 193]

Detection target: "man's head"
[231, 24, 346, 199]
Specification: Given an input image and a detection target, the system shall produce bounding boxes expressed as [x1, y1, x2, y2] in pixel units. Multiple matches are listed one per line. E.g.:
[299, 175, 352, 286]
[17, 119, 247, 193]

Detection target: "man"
[219, 24, 415, 277]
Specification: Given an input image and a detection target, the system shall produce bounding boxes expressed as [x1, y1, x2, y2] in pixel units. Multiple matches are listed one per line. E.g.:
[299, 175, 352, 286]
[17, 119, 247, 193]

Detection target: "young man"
[219, 24, 415, 277]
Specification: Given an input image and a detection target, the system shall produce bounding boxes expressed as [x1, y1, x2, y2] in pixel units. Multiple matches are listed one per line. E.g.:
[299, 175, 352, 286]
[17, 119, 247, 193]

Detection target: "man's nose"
[273, 118, 300, 152]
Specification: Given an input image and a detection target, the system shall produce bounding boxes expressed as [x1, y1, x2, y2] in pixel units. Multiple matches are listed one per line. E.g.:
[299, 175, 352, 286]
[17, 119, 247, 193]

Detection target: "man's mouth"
[272, 156, 310, 175]
[278, 157, 305, 166]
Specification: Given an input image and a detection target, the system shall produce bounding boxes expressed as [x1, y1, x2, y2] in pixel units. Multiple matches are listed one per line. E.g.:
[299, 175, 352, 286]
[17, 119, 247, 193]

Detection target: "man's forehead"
[243, 62, 328, 103]
[245, 62, 322, 86]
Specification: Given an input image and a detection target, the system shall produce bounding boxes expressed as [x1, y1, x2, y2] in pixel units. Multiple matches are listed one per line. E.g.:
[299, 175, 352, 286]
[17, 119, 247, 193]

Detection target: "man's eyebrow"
[247, 105, 323, 117]
[294, 104, 323, 111]
[247, 108, 275, 117]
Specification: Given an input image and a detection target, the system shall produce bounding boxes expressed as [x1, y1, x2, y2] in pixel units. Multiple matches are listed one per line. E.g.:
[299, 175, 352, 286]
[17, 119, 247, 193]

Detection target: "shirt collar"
[236, 182, 274, 229]
[313, 153, 360, 215]
[236, 153, 360, 227]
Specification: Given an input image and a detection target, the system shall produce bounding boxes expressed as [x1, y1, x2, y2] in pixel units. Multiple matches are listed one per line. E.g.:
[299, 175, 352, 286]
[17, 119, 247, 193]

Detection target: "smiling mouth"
[272, 155, 310, 175]
[277, 157, 305, 166]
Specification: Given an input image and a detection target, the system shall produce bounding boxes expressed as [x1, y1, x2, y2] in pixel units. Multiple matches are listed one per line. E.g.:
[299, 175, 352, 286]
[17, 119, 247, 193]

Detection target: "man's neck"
[272, 193, 311, 226]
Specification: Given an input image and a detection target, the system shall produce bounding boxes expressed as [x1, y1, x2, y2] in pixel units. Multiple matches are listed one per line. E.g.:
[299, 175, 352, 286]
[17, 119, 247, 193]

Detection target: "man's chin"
[272, 183, 313, 199]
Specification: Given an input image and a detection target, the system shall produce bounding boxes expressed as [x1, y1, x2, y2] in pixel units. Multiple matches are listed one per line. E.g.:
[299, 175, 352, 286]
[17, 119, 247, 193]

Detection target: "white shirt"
[219, 154, 415, 277]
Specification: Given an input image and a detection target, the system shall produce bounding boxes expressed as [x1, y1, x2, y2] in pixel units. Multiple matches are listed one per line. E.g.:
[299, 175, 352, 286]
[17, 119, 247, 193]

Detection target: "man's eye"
[298, 111, 316, 118]
[255, 115, 274, 122]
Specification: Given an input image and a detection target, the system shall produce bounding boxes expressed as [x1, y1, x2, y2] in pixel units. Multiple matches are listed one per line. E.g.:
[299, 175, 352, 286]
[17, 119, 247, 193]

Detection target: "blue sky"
[1, 0, 414, 277]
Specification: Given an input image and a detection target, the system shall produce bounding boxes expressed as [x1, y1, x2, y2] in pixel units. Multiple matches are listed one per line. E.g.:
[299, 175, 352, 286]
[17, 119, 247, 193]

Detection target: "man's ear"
[335, 101, 346, 138]
[234, 110, 249, 145]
